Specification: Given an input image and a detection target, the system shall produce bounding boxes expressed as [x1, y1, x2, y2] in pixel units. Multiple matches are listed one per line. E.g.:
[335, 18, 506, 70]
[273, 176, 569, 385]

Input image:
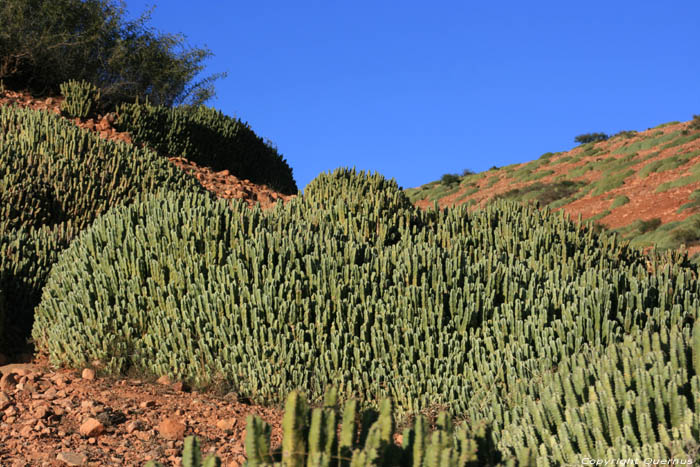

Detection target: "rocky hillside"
[407, 117, 700, 256]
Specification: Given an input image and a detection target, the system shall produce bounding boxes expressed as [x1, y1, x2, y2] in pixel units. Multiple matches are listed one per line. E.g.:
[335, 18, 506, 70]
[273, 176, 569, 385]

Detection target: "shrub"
[690, 114, 700, 131]
[671, 216, 700, 246]
[59, 79, 101, 118]
[461, 168, 475, 176]
[574, 132, 609, 144]
[612, 130, 637, 139]
[0, 0, 224, 109]
[440, 173, 461, 186]
[610, 195, 630, 209]
[114, 102, 297, 194]
[633, 217, 662, 234]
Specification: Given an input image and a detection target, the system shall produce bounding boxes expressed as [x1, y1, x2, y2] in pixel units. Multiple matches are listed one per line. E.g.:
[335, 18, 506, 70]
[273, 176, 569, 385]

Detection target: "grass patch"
[677, 189, 700, 214]
[590, 169, 635, 196]
[659, 132, 700, 150]
[453, 185, 480, 203]
[611, 195, 630, 209]
[494, 180, 585, 207]
[655, 163, 700, 192]
[588, 210, 611, 223]
[613, 130, 681, 155]
[654, 121, 681, 129]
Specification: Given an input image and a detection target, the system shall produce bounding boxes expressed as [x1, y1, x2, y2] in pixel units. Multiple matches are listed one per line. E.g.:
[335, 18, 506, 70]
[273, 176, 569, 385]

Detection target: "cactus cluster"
[0, 104, 205, 346]
[114, 101, 298, 194]
[244, 388, 478, 466]
[59, 79, 101, 118]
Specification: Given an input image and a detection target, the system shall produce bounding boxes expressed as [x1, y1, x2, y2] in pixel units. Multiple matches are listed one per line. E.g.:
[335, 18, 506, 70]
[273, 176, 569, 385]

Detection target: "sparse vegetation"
[691, 114, 700, 130]
[574, 132, 609, 144]
[633, 217, 662, 234]
[611, 195, 630, 209]
[494, 180, 584, 206]
[440, 173, 461, 186]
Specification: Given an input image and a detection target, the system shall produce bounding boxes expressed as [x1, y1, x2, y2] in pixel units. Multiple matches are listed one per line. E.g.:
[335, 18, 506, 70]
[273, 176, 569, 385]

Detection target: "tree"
[574, 132, 609, 144]
[0, 0, 225, 109]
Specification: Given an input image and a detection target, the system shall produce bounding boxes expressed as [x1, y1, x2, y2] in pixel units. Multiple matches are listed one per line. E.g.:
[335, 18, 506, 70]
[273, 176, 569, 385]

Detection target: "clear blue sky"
[125, 1, 700, 192]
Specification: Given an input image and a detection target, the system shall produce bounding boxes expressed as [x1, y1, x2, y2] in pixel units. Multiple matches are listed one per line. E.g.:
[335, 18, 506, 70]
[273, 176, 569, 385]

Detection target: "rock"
[0, 390, 10, 410]
[157, 418, 186, 440]
[57, 451, 88, 466]
[81, 368, 95, 380]
[172, 381, 187, 392]
[216, 418, 237, 431]
[156, 375, 172, 385]
[139, 400, 156, 409]
[33, 404, 51, 419]
[79, 418, 104, 437]
[125, 420, 143, 433]
[0, 372, 18, 392]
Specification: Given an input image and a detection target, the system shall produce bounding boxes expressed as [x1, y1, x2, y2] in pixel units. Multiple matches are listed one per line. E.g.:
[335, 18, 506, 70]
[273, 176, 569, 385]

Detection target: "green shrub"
[689, 115, 700, 130]
[0, 0, 224, 108]
[59, 79, 101, 119]
[440, 173, 461, 186]
[610, 195, 630, 209]
[633, 217, 662, 234]
[461, 168, 475, 176]
[612, 130, 637, 139]
[114, 102, 297, 194]
[574, 132, 609, 144]
[671, 216, 700, 246]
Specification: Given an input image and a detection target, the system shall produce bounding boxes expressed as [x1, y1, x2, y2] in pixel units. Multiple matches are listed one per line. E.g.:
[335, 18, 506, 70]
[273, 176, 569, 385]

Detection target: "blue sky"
[125, 1, 700, 192]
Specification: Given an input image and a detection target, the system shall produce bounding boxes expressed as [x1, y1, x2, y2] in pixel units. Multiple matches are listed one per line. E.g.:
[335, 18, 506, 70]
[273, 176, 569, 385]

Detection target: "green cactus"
[144, 436, 221, 467]
[114, 101, 297, 194]
[59, 79, 101, 118]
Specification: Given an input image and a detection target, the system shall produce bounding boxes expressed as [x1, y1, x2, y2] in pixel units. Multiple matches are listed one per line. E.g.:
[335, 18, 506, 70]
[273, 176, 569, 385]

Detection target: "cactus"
[59, 79, 101, 118]
[243, 389, 476, 466]
[29, 168, 700, 463]
[114, 101, 297, 194]
[144, 435, 221, 467]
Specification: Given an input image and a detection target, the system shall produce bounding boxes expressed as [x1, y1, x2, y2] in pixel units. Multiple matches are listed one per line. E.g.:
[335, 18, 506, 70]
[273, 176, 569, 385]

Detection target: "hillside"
[407, 117, 700, 256]
[1, 85, 700, 466]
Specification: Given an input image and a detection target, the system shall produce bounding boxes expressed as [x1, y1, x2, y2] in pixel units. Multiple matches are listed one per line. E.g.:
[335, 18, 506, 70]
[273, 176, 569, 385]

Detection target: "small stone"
[33, 404, 51, 419]
[125, 420, 143, 433]
[19, 425, 33, 437]
[0, 390, 10, 410]
[79, 418, 104, 437]
[216, 418, 237, 431]
[172, 381, 186, 392]
[57, 451, 88, 466]
[0, 372, 18, 391]
[44, 387, 58, 400]
[158, 418, 186, 440]
[156, 375, 172, 385]
[81, 368, 95, 380]
[139, 400, 155, 409]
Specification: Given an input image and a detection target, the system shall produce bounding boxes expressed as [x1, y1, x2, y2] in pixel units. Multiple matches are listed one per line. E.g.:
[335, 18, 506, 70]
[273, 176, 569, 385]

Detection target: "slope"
[407, 116, 700, 257]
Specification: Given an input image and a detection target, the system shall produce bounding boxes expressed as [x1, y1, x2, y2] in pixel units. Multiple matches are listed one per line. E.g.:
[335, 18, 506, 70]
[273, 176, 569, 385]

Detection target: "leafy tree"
[0, 0, 225, 109]
[574, 132, 609, 144]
